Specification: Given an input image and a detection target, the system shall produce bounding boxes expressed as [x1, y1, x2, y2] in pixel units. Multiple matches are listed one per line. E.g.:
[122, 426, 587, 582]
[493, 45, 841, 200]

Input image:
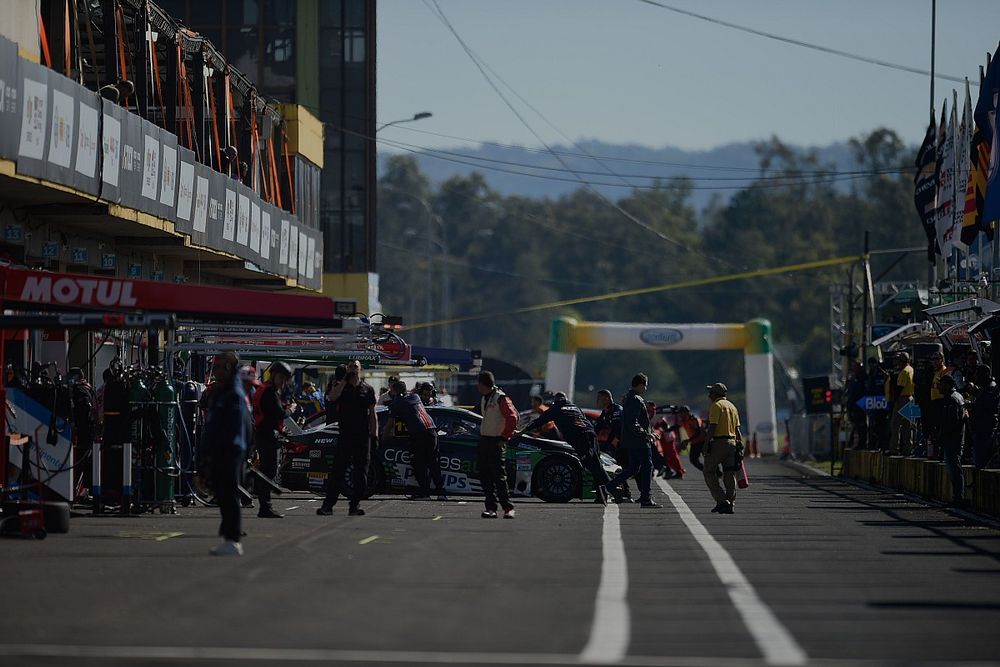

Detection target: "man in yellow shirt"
[885, 352, 916, 454]
[703, 382, 743, 515]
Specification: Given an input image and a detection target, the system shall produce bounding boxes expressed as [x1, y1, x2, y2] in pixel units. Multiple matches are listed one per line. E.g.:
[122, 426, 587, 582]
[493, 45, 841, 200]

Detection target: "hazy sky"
[377, 0, 1000, 152]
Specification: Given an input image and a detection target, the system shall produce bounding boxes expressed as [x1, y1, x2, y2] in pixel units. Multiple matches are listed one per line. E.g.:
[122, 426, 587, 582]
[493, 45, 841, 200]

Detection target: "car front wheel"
[533, 457, 581, 503]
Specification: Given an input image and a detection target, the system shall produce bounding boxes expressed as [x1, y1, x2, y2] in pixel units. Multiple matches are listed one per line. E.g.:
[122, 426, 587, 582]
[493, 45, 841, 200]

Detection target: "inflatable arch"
[545, 317, 778, 454]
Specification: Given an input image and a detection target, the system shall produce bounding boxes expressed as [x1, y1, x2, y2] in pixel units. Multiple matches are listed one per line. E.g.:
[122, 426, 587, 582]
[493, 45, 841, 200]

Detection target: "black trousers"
[325, 433, 371, 508]
[411, 429, 445, 495]
[211, 449, 244, 542]
[477, 436, 513, 512]
[571, 433, 610, 488]
[255, 430, 279, 507]
[607, 445, 652, 501]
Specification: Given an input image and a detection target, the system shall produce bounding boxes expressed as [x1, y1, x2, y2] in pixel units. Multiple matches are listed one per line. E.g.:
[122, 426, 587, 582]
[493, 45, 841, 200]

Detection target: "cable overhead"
[376, 121, 913, 175]
[363, 129, 907, 190]
[424, 0, 705, 258]
[635, 0, 976, 86]
[376, 133, 911, 181]
[403, 255, 862, 331]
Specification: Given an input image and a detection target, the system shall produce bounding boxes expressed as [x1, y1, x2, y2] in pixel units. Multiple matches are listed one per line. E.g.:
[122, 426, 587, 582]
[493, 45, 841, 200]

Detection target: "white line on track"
[580, 502, 630, 664]
[285, 506, 300, 511]
[654, 477, 808, 666]
[0, 644, 784, 666]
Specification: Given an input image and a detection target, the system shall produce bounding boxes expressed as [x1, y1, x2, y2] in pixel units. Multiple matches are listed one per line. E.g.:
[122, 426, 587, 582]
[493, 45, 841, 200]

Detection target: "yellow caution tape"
[404, 255, 862, 331]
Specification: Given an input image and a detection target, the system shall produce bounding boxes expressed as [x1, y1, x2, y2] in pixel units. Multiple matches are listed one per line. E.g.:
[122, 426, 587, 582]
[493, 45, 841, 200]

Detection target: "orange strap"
[225, 74, 238, 177]
[148, 27, 166, 123]
[207, 75, 223, 171]
[63, 0, 71, 77]
[38, 12, 52, 68]
[267, 137, 282, 208]
[115, 4, 129, 103]
[250, 106, 260, 194]
[282, 128, 295, 215]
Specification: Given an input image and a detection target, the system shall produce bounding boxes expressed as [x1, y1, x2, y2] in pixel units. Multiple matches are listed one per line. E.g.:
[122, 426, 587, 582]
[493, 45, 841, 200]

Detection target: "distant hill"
[378, 139, 860, 211]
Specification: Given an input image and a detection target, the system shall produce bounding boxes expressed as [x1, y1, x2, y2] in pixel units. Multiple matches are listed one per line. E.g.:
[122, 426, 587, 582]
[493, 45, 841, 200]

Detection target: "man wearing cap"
[252, 361, 293, 519]
[605, 374, 661, 508]
[703, 382, 743, 514]
[886, 352, 916, 454]
[513, 392, 611, 505]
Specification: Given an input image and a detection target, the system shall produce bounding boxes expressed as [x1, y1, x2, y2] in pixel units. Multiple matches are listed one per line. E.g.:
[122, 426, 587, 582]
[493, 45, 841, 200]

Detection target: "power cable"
[635, 0, 976, 86]
[377, 239, 611, 288]
[403, 255, 862, 331]
[370, 116, 910, 176]
[367, 130, 905, 191]
[424, 0, 715, 260]
[376, 133, 911, 182]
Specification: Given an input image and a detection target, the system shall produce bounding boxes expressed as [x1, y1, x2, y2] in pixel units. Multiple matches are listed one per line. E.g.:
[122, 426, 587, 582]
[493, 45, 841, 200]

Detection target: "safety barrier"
[842, 450, 1000, 518]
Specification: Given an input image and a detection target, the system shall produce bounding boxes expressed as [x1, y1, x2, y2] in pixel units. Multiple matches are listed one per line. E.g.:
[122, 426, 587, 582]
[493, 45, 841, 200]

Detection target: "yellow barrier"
[841, 451, 1000, 518]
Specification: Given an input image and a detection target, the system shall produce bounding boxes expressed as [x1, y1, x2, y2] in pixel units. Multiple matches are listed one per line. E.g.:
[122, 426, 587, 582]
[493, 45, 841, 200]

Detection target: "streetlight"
[377, 111, 433, 134]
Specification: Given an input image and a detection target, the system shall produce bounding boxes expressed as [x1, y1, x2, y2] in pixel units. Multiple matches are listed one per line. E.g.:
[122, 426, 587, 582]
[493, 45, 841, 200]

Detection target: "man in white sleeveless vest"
[477, 371, 519, 519]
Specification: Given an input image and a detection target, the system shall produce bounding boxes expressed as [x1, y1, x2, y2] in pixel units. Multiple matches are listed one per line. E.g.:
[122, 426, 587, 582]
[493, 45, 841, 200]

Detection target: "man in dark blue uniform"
[515, 392, 610, 505]
[318, 367, 377, 516]
[385, 380, 447, 500]
[252, 361, 292, 519]
[200, 352, 247, 556]
[605, 374, 661, 508]
[595, 388, 632, 502]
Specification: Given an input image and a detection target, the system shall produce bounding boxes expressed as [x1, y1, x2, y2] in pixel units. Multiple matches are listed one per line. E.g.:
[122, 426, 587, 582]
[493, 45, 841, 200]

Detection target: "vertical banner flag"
[963, 64, 993, 244]
[954, 84, 973, 251]
[935, 99, 956, 256]
[979, 45, 1000, 227]
[914, 111, 939, 259]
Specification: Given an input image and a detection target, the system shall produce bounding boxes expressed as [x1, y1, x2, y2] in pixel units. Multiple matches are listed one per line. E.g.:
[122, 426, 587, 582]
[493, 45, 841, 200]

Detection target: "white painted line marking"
[655, 478, 807, 666]
[285, 506, 300, 511]
[432, 515, 443, 521]
[0, 644, 774, 666]
[580, 502, 629, 664]
[358, 535, 379, 545]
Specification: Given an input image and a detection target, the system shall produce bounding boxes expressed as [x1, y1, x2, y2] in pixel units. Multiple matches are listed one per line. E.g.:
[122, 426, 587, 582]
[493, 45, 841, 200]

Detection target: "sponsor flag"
[979, 46, 1000, 227]
[914, 111, 939, 259]
[953, 84, 973, 250]
[963, 65, 993, 244]
[935, 98, 957, 256]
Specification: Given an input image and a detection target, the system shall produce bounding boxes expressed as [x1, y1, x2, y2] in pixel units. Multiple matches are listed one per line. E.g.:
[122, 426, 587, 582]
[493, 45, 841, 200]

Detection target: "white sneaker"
[210, 540, 244, 556]
[503, 509, 515, 519]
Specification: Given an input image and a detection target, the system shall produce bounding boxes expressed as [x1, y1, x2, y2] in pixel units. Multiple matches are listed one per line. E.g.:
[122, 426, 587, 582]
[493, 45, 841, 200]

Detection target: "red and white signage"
[0, 267, 338, 322]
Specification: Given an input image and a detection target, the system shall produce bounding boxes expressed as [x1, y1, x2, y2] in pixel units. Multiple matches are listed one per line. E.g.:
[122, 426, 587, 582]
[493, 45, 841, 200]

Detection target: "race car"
[278, 405, 621, 503]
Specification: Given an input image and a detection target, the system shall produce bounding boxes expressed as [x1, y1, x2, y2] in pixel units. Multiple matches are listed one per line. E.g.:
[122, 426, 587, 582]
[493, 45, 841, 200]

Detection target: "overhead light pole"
[376, 111, 433, 134]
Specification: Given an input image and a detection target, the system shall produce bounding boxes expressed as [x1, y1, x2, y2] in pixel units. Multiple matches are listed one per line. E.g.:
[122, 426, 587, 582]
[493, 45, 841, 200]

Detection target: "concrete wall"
[843, 450, 1000, 518]
[0, 0, 40, 62]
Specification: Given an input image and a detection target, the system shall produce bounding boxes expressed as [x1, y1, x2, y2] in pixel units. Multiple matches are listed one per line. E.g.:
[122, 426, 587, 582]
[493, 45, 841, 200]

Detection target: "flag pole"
[928, 0, 938, 295]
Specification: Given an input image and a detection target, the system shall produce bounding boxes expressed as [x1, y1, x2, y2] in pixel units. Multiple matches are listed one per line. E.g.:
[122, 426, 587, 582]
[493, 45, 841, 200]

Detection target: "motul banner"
[0, 267, 337, 323]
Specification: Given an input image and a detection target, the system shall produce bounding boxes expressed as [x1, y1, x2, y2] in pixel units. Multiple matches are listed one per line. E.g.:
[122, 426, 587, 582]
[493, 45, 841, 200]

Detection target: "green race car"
[279, 405, 621, 502]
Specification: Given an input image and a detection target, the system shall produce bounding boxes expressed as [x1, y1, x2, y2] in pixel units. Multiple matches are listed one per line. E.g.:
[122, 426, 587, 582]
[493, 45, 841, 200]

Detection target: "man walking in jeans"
[477, 371, 519, 519]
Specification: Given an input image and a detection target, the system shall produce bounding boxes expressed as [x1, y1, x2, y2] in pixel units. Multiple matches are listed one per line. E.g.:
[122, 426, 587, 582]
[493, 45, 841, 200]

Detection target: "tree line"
[376, 129, 928, 410]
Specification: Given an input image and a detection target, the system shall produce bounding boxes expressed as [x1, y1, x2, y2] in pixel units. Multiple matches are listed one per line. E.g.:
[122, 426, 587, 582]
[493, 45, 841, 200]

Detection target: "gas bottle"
[127, 372, 151, 505]
[153, 374, 178, 504]
[176, 380, 201, 497]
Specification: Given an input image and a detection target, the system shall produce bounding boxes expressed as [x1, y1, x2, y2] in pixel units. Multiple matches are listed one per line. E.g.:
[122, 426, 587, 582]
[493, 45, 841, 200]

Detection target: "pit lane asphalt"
[1, 459, 999, 666]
